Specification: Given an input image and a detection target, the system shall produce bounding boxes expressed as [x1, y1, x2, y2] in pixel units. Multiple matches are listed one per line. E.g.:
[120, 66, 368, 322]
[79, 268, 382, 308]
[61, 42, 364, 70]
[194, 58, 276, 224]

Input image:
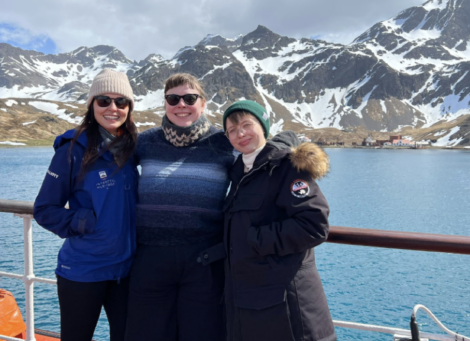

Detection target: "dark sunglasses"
[94, 96, 130, 109]
[165, 94, 201, 106]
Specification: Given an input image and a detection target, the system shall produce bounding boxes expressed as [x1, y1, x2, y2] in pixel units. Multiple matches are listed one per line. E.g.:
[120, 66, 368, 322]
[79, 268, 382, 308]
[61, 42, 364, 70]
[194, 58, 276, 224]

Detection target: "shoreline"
[322, 145, 470, 150]
[1, 142, 469, 150]
[0, 137, 56, 148]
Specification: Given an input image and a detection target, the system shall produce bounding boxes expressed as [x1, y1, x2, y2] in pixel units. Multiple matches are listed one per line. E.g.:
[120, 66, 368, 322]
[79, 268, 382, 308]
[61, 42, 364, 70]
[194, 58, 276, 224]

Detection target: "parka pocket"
[227, 193, 263, 213]
[228, 193, 268, 226]
[235, 285, 295, 341]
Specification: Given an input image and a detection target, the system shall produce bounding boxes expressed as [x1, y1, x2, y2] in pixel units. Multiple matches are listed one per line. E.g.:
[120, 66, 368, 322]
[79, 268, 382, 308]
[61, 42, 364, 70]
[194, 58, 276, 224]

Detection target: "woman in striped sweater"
[125, 73, 235, 341]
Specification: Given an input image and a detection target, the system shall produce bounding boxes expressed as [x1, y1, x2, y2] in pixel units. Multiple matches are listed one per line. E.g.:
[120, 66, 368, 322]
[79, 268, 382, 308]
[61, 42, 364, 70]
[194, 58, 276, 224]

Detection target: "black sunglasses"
[165, 94, 201, 106]
[94, 96, 130, 109]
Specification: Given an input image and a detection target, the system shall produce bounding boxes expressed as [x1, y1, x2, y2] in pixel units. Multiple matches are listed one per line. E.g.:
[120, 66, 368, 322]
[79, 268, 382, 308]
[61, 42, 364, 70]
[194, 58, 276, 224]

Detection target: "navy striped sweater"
[136, 126, 236, 246]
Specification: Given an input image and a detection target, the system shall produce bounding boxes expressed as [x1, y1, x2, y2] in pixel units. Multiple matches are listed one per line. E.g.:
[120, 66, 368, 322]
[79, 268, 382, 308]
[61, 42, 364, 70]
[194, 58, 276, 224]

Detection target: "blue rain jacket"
[34, 129, 138, 282]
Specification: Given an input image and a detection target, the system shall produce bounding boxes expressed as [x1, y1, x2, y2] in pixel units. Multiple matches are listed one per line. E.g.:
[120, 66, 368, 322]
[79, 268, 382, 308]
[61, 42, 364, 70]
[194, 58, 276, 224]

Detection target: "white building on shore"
[392, 139, 412, 147]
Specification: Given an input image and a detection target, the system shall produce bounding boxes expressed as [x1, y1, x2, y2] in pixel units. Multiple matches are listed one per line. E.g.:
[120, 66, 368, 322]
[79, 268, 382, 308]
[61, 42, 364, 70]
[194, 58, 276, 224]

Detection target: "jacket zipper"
[269, 164, 278, 176]
[228, 161, 269, 276]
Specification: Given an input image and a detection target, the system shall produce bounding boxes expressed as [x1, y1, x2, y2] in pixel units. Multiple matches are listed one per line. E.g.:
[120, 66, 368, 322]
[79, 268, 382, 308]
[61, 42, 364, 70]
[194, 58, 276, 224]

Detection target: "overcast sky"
[0, 0, 425, 61]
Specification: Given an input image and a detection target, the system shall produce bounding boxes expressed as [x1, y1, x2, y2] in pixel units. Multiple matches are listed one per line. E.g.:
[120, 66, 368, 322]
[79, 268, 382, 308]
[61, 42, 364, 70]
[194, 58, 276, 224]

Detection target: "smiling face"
[165, 84, 206, 127]
[93, 93, 129, 135]
[225, 113, 266, 154]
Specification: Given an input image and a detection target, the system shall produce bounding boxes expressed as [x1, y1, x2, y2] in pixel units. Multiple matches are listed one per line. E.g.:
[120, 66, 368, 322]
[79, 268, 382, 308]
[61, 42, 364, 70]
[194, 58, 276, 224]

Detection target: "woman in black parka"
[221, 100, 336, 341]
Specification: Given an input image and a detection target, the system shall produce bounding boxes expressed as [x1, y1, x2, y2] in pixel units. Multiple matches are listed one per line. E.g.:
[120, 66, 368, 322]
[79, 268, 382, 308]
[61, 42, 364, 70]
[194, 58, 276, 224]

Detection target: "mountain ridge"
[1, 0, 469, 147]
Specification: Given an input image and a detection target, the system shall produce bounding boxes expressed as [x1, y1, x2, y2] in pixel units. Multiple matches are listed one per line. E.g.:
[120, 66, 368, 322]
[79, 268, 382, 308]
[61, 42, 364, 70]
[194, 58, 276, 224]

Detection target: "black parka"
[223, 135, 336, 341]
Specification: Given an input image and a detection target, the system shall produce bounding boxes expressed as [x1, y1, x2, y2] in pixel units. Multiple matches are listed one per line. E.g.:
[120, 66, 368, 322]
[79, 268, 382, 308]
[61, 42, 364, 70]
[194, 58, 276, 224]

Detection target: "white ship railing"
[0, 212, 56, 341]
[1, 199, 469, 341]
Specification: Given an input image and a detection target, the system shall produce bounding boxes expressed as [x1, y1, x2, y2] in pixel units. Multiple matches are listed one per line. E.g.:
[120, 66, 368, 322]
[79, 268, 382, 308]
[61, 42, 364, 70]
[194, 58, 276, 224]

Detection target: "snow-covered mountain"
[351, 0, 470, 128]
[1, 0, 470, 146]
[197, 34, 244, 52]
[0, 44, 146, 101]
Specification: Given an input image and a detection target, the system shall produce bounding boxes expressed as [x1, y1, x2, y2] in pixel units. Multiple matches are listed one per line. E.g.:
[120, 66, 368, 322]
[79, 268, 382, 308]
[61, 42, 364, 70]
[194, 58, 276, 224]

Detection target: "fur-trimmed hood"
[289, 142, 329, 180]
[229, 131, 330, 183]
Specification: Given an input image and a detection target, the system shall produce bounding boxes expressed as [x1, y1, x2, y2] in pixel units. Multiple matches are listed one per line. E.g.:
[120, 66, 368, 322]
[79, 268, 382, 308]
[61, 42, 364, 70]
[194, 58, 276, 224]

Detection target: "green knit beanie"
[223, 100, 270, 138]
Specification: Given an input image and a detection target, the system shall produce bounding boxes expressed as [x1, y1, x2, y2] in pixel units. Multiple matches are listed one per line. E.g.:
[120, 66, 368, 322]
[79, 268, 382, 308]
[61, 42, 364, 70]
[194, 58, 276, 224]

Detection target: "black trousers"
[57, 275, 129, 341]
[125, 240, 225, 341]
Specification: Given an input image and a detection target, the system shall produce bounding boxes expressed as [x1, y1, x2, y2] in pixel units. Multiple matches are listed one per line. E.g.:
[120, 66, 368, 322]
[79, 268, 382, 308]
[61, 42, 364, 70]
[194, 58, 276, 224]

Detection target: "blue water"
[1, 147, 469, 340]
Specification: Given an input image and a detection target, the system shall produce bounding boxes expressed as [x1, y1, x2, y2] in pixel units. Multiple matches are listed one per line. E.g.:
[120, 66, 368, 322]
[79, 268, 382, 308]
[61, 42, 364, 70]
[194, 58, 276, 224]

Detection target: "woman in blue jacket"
[34, 69, 139, 341]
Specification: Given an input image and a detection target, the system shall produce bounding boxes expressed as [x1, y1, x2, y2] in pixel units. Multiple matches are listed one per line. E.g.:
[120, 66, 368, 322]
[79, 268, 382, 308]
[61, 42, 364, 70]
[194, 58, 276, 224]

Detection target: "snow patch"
[355, 85, 378, 118]
[422, 0, 449, 11]
[134, 89, 165, 111]
[0, 141, 26, 146]
[29, 101, 81, 124]
[386, 14, 442, 42]
[380, 100, 387, 113]
[152, 110, 165, 117]
[270, 118, 284, 136]
[433, 126, 462, 146]
[200, 62, 233, 80]
[22, 120, 37, 126]
[226, 34, 243, 42]
[173, 46, 196, 60]
[418, 92, 470, 128]
[5, 99, 18, 107]
[233, 40, 338, 84]
[146, 55, 165, 64]
[136, 122, 156, 127]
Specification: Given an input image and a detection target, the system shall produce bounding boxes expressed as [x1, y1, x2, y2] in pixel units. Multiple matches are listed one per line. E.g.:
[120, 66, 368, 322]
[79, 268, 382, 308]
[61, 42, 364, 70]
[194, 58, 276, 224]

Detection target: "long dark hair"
[70, 99, 138, 178]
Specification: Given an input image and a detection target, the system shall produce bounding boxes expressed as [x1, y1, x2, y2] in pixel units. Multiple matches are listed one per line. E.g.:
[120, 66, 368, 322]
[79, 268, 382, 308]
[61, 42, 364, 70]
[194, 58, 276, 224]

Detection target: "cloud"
[0, 24, 56, 53]
[0, 0, 425, 60]
[0, 25, 33, 45]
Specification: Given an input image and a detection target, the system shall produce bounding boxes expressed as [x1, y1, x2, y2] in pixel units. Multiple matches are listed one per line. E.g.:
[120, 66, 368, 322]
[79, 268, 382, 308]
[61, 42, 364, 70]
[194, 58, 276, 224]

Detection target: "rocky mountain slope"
[1, 0, 469, 147]
[0, 98, 163, 145]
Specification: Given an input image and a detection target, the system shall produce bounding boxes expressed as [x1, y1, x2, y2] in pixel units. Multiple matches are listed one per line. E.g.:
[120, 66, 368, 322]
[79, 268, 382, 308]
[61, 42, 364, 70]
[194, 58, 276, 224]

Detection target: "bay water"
[0, 147, 469, 340]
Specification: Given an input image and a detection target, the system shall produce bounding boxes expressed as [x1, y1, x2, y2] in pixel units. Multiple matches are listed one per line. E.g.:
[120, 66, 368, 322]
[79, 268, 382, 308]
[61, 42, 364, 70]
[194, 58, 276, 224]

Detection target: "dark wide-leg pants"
[125, 240, 225, 341]
[57, 275, 129, 341]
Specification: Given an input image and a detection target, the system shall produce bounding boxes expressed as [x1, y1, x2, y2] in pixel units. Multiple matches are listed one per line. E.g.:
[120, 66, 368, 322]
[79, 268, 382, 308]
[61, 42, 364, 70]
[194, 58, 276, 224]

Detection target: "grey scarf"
[162, 114, 211, 147]
[99, 126, 127, 164]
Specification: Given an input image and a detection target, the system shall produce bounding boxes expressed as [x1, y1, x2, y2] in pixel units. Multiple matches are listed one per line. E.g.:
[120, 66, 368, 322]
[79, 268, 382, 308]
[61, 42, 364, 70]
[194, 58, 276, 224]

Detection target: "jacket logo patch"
[291, 179, 309, 198]
[99, 171, 107, 180]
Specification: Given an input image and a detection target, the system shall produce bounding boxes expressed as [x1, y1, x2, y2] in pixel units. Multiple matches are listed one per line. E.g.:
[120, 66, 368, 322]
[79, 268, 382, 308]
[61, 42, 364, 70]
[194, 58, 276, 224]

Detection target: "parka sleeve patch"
[290, 179, 310, 198]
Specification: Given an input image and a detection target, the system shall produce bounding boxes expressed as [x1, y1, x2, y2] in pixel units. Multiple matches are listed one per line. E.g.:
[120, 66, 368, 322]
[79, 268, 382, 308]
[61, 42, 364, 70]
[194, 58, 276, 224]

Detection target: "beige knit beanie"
[86, 69, 134, 108]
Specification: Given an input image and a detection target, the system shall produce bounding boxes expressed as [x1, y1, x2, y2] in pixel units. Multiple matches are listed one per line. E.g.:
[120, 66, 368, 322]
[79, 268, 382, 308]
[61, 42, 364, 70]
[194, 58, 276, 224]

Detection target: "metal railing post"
[15, 214, 36, 341]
